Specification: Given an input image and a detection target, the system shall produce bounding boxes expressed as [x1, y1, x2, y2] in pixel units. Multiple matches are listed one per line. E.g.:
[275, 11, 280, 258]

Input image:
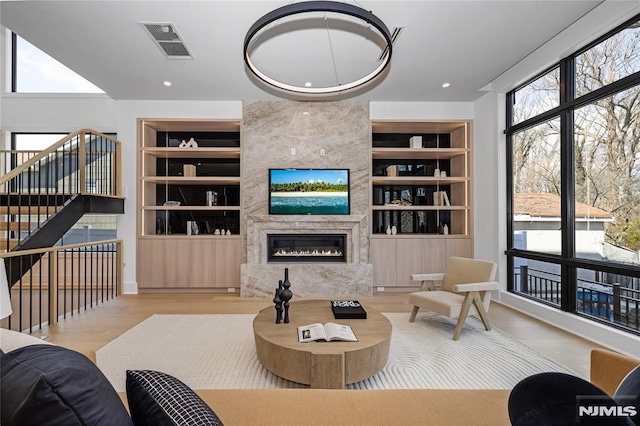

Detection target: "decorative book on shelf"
[330, 300, 367, 319]
[432, 191, 450, 206]
[297, 322, 358, 343]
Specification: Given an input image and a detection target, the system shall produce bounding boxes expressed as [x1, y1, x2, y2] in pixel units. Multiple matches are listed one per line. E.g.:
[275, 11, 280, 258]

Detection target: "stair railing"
[0, 129, 122, 251]
[0, 239, 123, 333]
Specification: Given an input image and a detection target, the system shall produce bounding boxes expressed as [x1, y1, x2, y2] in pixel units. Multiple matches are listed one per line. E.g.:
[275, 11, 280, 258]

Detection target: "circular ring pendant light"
[244, 1, 393, 95]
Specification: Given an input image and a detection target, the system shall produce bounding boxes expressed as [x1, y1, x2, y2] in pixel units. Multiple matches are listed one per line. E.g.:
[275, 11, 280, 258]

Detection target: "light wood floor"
[29, 292, 606, 380]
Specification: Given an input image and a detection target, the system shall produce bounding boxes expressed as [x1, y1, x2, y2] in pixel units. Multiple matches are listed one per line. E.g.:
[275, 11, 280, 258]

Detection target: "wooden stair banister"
[0, 128, 124, 267]
[0, 128, 122, 196]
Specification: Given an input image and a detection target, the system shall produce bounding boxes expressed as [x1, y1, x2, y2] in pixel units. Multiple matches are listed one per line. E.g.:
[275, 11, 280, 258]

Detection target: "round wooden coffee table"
[253, 299, 392, 389]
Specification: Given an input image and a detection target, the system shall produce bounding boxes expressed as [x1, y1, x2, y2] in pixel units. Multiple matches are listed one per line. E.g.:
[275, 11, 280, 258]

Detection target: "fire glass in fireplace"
[267, 234, 346, 263]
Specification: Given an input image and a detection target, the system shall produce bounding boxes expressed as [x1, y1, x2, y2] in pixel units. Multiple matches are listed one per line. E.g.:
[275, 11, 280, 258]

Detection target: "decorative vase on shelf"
[386, 225, 392, 235]
[280, 268, 293, 323]
[179, 139, 188, 148]
[186, 137, 198, 148]
[391, 225, 397, 235]
[434, 168, 440, 178]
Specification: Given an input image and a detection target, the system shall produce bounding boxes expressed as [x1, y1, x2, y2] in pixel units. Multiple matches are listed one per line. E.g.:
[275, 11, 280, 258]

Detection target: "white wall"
[471, 92, 501, 269]
[370, 102, 473, 120]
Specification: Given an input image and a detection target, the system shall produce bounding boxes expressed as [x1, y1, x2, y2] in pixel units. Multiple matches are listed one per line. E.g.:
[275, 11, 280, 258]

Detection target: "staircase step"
[0, 239, 19, 249]
[0, 222, 37, 231]
[0, 206, 57, 215]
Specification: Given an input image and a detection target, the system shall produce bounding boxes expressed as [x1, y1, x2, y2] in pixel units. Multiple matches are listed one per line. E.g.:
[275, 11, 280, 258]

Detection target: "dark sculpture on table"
[280, 268, 293, 323]
[273, 280, 283, 324]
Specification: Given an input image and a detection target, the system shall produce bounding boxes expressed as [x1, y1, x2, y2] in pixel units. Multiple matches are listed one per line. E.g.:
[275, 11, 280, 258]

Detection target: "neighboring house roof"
[514, 193, 613, 220]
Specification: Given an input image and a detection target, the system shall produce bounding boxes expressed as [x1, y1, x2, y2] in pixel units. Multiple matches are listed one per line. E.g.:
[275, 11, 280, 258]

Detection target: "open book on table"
[297, 322, 358, 343]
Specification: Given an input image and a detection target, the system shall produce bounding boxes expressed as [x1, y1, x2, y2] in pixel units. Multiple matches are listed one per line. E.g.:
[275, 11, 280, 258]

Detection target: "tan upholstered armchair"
[408, 256, 499, 340]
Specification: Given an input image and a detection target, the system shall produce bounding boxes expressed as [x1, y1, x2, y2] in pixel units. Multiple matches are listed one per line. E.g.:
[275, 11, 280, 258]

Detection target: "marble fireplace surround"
[245, 215, 367, 264]
[240, 100, 372, 298]
[240, 215, 373, 298]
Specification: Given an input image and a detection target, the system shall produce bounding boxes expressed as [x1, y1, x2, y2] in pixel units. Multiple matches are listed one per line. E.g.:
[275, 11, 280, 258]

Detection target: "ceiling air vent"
[378, 26, 404, 61]
[140, 22, 193, 59]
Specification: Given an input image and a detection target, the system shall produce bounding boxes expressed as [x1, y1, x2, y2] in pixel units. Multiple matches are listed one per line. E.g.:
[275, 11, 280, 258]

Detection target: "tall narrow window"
[512, 118, 562, 255]
[574, 85, 640, 264]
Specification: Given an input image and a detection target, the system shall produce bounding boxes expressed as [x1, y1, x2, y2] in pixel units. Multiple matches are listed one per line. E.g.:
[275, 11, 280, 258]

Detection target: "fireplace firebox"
[267, 234, 346, 263]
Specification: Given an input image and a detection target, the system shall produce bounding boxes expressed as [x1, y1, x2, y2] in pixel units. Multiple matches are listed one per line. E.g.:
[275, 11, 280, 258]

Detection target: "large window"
[506, 15, 640, 334]
[12, 33, 104, 93]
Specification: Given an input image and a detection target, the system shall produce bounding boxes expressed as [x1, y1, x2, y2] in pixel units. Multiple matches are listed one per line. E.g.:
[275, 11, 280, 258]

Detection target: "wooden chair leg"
[409, 306, 419, 322]
[472, 291, 492, 331]
[453, 293, 474, 341]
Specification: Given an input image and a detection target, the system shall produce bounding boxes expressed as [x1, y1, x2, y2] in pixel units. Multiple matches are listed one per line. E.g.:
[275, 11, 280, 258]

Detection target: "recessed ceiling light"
[304, 82, 312, 88]
[163, 81, 172, 87]
[442, 82, 451, 88]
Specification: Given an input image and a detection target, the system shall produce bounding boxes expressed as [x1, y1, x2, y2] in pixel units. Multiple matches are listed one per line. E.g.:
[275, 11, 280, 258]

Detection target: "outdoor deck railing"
[514, 265, 640, 332]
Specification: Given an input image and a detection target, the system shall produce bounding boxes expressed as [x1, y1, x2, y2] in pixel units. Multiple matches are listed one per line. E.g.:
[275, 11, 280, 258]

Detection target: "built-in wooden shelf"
[142, 147, 240, 159]
[371, 176, 469, 185]
[141, 206, 241, 211]
[371, 148, 468, 160]
[371, 205, 469, 211]
[141, 176, 241, 185]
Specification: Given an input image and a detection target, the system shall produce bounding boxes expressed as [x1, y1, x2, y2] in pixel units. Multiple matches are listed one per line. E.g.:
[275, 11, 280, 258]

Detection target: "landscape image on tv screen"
[269, 169, 350, 215]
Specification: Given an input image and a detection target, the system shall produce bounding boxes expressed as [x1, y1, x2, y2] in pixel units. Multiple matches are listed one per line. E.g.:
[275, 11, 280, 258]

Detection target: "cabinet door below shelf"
[191, 239, 217, 288]
[396, 239, 424, 287]
[214, 239, 241, 287]
[164, 239, 192, 288]
[138, 239, 166, 289]
[421, 239, 448, 275]
[371, 238, 397, 288]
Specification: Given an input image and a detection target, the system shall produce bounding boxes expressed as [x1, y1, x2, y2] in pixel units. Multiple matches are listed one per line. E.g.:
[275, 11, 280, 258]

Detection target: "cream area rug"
[96, 313, 574, 392]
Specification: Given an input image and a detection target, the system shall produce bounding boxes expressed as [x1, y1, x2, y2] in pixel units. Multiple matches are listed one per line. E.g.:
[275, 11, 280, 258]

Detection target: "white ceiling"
[0, 0, 603, 102]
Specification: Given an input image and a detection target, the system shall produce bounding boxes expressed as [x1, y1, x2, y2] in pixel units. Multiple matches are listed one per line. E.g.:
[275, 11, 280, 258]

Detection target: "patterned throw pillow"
[126, 370, 224, 426]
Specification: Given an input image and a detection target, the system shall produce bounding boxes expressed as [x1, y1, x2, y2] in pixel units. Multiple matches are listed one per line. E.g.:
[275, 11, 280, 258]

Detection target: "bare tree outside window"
[513, 67, 560, 125]
[575, 19, 640, 97]
[574, 86, 640, 256]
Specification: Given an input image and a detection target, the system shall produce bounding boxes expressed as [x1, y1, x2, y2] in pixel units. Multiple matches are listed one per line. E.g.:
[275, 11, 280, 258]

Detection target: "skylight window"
[12, 34, 104, 93]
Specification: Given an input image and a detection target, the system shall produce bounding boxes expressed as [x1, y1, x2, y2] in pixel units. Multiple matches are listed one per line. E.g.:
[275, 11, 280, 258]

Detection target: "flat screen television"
[269, 168, 350, 215]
